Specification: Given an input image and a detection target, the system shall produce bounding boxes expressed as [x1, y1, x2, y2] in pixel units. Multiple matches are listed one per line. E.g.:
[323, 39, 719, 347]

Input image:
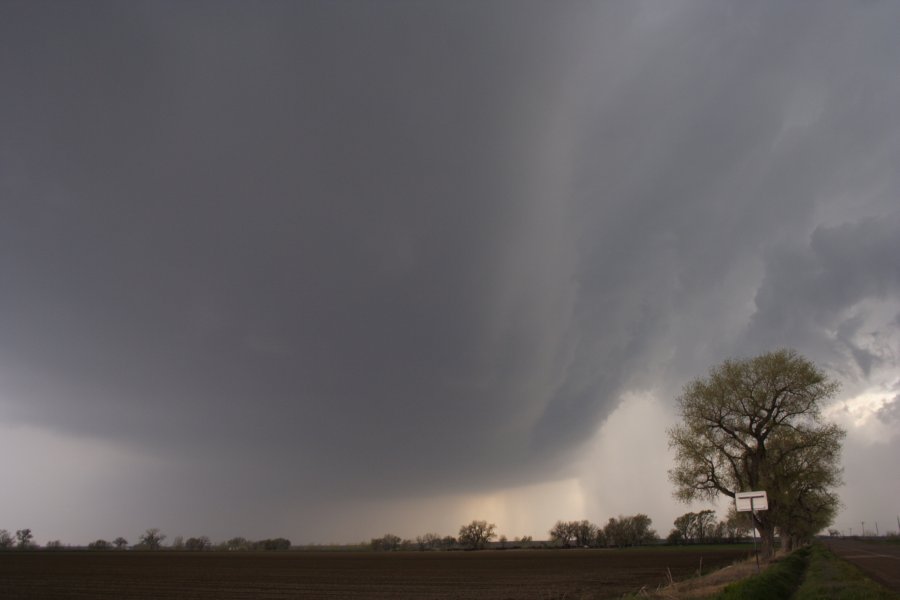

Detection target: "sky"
[1, 1, 899, 545]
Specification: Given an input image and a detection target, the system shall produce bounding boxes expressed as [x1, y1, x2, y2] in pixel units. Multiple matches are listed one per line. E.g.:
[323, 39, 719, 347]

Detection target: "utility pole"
[861, 521, 866, 537]
[875, 522, 879, 537]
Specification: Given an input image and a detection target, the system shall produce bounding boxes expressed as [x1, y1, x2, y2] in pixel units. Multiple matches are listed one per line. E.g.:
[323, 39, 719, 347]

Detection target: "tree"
[16, 529, 33, 549]
[0, 530, 15, 549]
[185, 536, 212, 551]
[668, 350, 845, 559]
[517, 535, 533, 547]
[602, 515, 657, 547]
[113, 537, 129, 550]
[767, 425, 842, 550]
[225, 536, 250, 551]
[458, 520, 496, 550]
[729, 511, 749, 540]
[775, 484, 839, 550]
[722, 506, 751, 542]
[666, 528, 684, 545]
[415, 532, 442, 551]
[549, 520, 598, 548]
[254, 537, 291, 551]
[137, 528, 166, 550]
[601, 518, 623, 547]
[370, 533, 401, 551]
[88, 539, 112, 550]
[671, 513, 691, 544]
[693, 510, 717, 542]
[549, 520, 577, 548]
[624, 514, 657, 546]
[671, 512, 695, 544]
[574, 520, 599, 548]
[671, 510, 717, 544]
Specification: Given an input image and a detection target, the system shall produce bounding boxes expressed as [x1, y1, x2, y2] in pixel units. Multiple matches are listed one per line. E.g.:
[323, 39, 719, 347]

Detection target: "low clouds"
[1, 1, 899, 542]
[749, 212, 900, 381]
[876, 395, 900, 426]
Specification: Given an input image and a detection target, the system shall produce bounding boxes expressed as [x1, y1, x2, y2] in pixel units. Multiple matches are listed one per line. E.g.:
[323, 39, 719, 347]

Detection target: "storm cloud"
[2, 1, 899, 543]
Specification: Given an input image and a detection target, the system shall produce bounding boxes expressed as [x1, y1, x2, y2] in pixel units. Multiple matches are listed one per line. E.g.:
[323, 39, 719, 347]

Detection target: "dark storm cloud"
[0, 0, 595, 497]
[2, 1, 900, 539]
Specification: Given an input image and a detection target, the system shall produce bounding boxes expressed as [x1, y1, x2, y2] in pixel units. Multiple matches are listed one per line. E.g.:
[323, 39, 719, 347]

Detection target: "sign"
[735, 491, 768, 512]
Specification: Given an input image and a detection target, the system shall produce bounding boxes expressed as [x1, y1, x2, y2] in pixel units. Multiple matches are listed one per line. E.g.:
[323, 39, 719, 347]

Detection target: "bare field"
[827, 538, 900, 593]
[0, 546, 752, 599]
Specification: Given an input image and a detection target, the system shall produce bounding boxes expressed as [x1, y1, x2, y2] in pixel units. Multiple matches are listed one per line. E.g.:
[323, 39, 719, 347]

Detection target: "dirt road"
[827, 538, 900, 592]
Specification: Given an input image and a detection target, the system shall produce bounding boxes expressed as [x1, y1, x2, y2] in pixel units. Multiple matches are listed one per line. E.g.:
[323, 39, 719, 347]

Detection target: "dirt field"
[827, 538, 900, 592]
[0, 546, 752, 599]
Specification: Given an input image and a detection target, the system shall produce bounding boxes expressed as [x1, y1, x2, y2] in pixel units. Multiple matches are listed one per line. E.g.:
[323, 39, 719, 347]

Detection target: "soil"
[0, 546, 752, 599]
[826, 538, 900, 592]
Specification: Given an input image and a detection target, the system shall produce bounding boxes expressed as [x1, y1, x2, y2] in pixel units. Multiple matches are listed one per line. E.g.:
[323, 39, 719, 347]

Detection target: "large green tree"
[667, 349, 844, 559]
[767, 426, 842, 550]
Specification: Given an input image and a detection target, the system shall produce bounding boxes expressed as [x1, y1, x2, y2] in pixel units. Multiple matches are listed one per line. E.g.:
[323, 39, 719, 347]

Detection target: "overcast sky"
[2, 1, 899, 545]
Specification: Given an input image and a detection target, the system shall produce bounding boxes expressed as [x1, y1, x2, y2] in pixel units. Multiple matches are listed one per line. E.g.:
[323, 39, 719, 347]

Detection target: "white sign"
[735, 491, 768, 512]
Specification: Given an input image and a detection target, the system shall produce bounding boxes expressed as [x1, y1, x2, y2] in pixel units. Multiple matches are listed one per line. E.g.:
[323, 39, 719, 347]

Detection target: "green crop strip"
[717, 547, 809, 599]
[793, 544, 899, 600]
[714, 543, 898, 600]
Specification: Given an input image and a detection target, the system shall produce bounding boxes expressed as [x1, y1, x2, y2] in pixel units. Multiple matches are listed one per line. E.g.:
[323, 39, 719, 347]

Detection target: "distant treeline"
[1, 528, 290, 552]
[371, 515, 661, 551]
[2, 511, 752, 552]
[372, 512, 753, 552]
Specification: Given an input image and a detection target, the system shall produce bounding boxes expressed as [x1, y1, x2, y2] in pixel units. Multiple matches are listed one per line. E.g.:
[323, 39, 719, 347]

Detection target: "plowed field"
[0, 546, 752, 599]
[827, 538, 900, 592]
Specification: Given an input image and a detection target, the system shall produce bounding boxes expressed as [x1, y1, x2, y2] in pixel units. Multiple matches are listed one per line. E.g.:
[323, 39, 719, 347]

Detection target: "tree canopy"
[458, 520, 496, 550]
[137, 528, 166, 550]
[667, 349, 844, 558]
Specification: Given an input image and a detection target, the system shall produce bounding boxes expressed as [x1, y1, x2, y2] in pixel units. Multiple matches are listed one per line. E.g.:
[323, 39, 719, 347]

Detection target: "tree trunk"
[753, 513, 776, 560]
[759, 526, 776, 559]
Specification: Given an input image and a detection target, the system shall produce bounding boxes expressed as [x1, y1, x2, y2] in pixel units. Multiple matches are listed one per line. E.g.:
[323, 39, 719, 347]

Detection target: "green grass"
[716, 547, 810, 599]
[658, 544, 754, 551]
[793, 544, 899, 600]
[713, 543, 898, 600]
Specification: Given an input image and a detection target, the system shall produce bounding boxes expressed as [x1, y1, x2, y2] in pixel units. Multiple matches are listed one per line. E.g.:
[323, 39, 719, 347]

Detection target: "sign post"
[735, 491, 768, 570]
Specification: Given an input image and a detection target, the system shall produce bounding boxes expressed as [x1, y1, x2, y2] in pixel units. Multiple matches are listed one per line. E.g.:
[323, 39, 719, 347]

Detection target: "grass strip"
[793, 543, 899, 600]
[715, 547, 809, 599]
